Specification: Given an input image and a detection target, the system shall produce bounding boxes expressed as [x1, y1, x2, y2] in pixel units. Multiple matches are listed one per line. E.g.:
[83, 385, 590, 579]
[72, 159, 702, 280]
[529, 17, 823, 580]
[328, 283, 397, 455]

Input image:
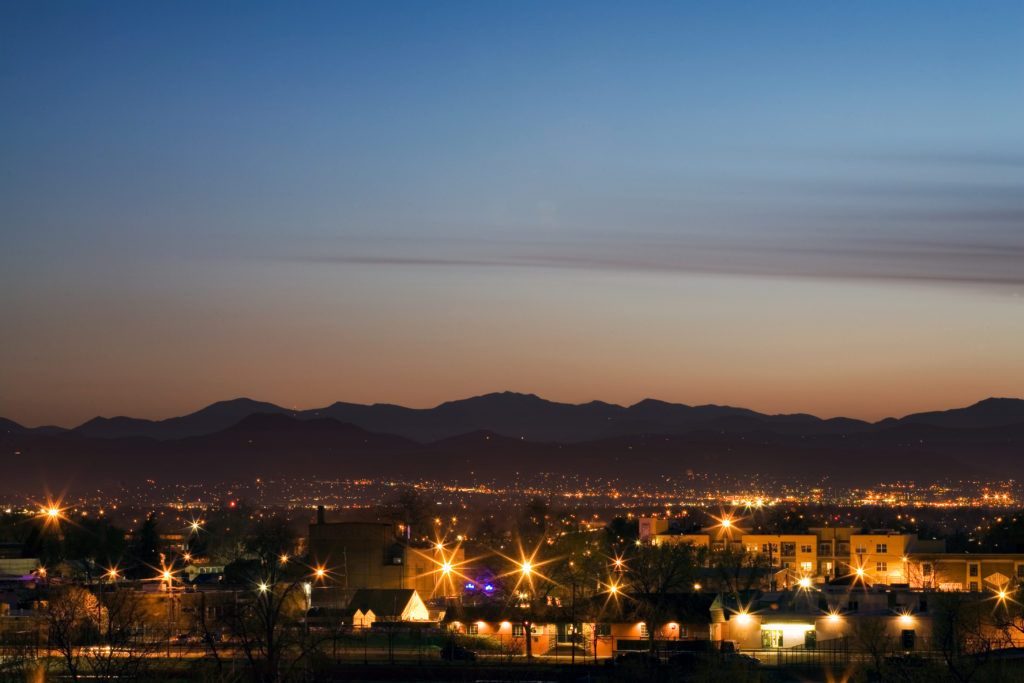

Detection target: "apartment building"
[640, 518, 945, 586]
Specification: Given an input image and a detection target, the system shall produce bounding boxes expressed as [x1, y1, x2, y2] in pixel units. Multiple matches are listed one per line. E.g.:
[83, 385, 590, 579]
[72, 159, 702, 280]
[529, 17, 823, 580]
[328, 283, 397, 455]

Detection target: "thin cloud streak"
[301, 236, 1024, 287]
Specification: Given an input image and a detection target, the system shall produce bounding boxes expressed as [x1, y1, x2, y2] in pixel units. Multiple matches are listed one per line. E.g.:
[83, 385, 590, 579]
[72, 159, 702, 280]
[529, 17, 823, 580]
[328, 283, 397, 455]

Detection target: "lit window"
[639, 623, 649, 639]
[800, 562, 813, 572]
[467, 624, 478, 635]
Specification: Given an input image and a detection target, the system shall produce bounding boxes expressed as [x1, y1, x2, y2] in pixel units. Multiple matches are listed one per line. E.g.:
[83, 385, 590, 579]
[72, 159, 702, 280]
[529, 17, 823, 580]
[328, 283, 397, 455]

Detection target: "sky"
[2, 1, 1023, 427]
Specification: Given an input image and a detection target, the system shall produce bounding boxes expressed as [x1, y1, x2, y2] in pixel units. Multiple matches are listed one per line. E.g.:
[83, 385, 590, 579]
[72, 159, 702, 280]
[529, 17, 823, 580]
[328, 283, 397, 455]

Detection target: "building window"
[467, 624, 478, 635]
[762, 543, 778, 554]
[969, 581, 979, 592]
[819, 544, 831, 556]
[595, 623, 611, 637]
[781, 542, 796, 556]
[800, 545, 813, 554]
[513, 623, 537, 637]
[969, 564, 979, 577]
[1017, 565, 1024, 579]
[877, 562, 888, 572]
[855, 545, 867, 554]
[800, 562, 813, 572]
[639, 623, 649, 639]
[922, 563, 933, 576]
[848, 600, 859, 612]
[901, 630, 916, 650]
[876, 543, 888, 553]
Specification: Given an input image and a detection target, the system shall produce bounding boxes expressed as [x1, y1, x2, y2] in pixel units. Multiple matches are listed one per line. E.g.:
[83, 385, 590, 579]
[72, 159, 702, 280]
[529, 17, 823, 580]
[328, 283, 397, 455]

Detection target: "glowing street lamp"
[710, 509, 742, 540]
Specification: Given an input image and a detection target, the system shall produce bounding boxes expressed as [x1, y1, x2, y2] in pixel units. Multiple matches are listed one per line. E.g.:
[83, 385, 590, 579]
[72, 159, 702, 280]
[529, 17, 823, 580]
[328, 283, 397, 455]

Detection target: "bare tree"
[625, 542, 703, 654]
[84, 588, 159, 680]
[931, 591, 994, 683]
[710, 546, 773, 599]
[45, 586, 99, 681]
[848, 615, 892, 673]
[218, 519, 322, 682]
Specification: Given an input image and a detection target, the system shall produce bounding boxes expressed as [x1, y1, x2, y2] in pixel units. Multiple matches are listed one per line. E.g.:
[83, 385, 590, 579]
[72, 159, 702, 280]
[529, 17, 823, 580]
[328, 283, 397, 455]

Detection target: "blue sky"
[2, 1, 1023, 425]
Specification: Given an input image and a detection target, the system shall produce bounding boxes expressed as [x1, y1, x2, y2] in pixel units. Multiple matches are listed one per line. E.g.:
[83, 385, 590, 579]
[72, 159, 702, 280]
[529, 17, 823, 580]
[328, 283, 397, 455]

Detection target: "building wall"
[848, 534, 914, 585]
[908, 555, 1024, 592]
[308, 521, 405, 592]
[449, 619, 549, 654]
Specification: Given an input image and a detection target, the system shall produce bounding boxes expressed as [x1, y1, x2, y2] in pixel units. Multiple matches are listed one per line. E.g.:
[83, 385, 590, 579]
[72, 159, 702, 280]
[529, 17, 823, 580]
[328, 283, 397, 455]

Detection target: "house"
[443, 593, 716, 657]
[346, 589, 430, 628]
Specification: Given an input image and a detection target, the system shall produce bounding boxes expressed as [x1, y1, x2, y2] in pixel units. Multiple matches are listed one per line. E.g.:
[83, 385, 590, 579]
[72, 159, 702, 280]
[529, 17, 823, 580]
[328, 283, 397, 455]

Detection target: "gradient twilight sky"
[2, 1, 1023, 428]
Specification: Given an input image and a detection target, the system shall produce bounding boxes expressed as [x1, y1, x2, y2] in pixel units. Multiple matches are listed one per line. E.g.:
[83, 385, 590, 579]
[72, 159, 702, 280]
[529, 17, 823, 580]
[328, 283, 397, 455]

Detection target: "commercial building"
[306, 507, 463, 607]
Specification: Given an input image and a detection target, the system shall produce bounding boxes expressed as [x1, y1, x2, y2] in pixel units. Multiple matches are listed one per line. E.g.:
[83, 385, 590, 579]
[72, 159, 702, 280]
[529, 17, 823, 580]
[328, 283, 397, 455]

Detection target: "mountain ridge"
[5, 393, 1023, 443]
[2, 404, 1024, 493]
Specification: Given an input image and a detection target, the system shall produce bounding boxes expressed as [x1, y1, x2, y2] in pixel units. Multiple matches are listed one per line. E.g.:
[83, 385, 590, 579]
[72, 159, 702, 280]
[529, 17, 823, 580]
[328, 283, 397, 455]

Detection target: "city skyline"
[3, 2, 1023, 427]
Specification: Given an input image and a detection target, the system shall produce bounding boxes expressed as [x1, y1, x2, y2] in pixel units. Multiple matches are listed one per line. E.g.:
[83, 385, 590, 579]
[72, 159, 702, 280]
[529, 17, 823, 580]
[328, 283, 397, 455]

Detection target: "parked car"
[614, 651, 660, 666]
[440, 643, 477, 661]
